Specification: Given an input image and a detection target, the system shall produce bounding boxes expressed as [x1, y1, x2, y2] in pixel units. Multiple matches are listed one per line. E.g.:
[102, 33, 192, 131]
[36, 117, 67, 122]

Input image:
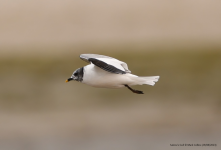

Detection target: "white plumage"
[66, 54, 159, 94]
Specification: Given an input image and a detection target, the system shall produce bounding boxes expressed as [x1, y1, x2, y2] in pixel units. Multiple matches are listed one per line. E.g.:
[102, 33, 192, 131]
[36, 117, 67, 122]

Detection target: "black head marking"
[72, 67, 84, 82]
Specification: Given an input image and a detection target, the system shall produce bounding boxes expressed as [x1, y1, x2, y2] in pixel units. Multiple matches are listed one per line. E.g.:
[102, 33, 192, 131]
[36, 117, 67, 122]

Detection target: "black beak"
[65, 78, 73, 83]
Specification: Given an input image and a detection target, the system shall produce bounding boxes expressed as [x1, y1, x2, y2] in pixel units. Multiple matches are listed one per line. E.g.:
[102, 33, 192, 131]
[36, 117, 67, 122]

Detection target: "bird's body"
[66, 54, 159, 94]
[82, 63, 138, 88]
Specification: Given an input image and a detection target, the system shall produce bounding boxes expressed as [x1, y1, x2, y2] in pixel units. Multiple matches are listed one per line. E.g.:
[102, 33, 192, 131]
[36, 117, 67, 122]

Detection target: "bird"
[66, 54, 159, 94]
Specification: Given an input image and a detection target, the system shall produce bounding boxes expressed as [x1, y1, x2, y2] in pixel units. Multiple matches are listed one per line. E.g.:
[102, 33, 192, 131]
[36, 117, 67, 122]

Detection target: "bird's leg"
[124, 85, 144, 94]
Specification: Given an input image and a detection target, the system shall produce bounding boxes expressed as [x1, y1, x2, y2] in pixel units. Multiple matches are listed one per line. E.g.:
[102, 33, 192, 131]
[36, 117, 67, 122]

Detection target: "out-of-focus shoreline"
[1, 42, 221, 59]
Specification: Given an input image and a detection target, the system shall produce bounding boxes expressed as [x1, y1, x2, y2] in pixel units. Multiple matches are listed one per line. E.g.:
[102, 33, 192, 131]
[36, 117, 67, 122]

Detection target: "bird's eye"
[74, 73, 78, 76]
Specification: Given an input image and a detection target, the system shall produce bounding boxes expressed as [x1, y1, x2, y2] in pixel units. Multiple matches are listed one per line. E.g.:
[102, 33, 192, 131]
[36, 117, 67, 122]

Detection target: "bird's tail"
[135, 76, 160, 86]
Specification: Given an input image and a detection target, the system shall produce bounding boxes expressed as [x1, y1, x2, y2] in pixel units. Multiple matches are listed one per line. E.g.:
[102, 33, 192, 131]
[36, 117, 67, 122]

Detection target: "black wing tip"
[88, 58, 126, 74]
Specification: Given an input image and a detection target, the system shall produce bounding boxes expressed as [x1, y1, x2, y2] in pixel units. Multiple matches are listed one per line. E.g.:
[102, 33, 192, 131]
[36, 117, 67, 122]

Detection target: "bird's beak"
[65, 78, 73, 83]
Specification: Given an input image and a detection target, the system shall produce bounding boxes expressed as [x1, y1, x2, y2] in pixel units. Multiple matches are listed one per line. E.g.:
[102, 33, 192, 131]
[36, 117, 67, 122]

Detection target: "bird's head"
[65, 67, 84, 83]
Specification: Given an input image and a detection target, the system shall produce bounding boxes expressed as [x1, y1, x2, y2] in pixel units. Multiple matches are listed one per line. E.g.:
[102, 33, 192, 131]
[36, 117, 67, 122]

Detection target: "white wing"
[80, 54, 131, 74]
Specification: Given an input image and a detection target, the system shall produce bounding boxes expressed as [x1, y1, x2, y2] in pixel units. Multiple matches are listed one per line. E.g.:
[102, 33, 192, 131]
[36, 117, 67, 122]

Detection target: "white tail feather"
[136, 76, 160, 86]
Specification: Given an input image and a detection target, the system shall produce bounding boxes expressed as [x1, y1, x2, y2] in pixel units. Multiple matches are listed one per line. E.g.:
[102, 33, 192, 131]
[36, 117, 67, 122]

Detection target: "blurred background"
[0, 0, 221, 149]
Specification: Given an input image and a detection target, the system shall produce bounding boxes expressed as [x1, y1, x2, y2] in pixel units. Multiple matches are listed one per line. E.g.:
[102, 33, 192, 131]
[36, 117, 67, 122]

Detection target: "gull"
[66, 54, 159, 94]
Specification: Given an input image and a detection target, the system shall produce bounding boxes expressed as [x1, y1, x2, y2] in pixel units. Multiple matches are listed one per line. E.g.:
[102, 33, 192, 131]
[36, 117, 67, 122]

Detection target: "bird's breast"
[82, 64, 130, 88]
